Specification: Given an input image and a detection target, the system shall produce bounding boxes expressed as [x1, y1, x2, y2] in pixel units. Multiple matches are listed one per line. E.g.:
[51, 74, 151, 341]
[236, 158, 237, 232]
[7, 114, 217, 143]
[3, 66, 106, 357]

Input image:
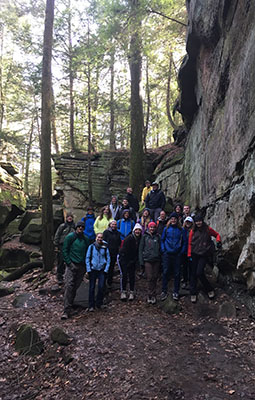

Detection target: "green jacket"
[62, 232, 89, 265]
[139, 231, 161, 265]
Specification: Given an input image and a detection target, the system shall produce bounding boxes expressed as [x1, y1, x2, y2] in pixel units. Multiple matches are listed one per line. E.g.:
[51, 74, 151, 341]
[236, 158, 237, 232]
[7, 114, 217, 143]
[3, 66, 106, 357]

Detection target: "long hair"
[99, 205, 112, 220]
[166, 218, 182, 229]
[192, 220, 209, 232]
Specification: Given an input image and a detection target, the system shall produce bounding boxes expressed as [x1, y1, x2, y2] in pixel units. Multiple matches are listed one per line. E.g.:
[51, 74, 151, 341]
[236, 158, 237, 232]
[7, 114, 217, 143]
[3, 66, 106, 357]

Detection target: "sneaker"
[147, 296, 153, 304]
[208, 290, 215, 299]
[61, 312, 69, 320]
[181, 282, 189, 290]
[151, 296, 156, 305]
[173, 293, 179, 301]
[160, 292, 167, 301]
[191, 295, 197, 303]
[120, 291, 127, 301]
[129, 291, 135, 301]
[88, 307, 95, 312]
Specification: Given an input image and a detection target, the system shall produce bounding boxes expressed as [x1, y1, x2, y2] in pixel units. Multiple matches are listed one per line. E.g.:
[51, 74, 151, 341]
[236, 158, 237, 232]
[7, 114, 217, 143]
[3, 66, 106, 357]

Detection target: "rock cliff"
[162, 0, 255, 290]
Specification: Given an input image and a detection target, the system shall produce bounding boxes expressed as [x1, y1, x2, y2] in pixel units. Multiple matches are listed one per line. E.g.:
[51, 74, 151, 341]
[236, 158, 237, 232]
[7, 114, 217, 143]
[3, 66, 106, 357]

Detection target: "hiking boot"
[160, 292, 167, 301]
[88, 307, 95, 312]
[208, 290, 215, 299]
[151, 296, 156, 305]
[61, 312, 69, 320]
[173, 292, 179, 301]
[120, 291, 127, 301]
[128, 291, 135, 301]
[191, 295, 197, 303]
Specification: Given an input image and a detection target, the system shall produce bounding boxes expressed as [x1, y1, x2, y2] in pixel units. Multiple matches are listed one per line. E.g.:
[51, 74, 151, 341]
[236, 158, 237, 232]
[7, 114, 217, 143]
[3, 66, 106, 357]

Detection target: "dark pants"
[64, 263, 85, 313]
[190, 254, 213, 295]
[119, 260, 136, 292]
[162, 253, 181, 294]
[107, 253, 118, 285]
[145, 261, 160, 297]
[89, 269, 105, 309]
[56, 245, 65, 280]
[149, 208, 162, 222]
[181, 254, 191, 283]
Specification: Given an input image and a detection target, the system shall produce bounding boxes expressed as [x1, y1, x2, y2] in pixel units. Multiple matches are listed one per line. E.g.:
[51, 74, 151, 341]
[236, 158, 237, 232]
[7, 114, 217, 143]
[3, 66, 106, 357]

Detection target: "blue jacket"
[82, 213, 96, 240]
[86, 242, 110, 273]
[161, 225, 184, 254]
[117, 218, 135, 240]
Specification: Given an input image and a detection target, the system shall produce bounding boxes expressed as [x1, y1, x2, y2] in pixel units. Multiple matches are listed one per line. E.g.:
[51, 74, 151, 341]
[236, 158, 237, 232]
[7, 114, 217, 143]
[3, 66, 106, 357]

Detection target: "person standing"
[86, 233, 110, 311]
[61, 221, 90, 319]
[94, 205, 113, 235]
[126, 187, 139, 219]
[181, 216, 194, 289]
[139, 208, 152, 234]
[139, 222, 161, 304]
[119, 198, 136, 221]
[103, 220, 121, 288]
[161, 212, 184, 301]
[81, 206, 96, 244]
[156, 210, 168, 235]
[117, 210, 135, 242]
[188, 214, 222, 303]
[109, 195, 121, 221]
[118, 223, 142, 301]
[54, 212, 75, 284]
[141, 180, 152, 206]
[145, 182, 166, 222]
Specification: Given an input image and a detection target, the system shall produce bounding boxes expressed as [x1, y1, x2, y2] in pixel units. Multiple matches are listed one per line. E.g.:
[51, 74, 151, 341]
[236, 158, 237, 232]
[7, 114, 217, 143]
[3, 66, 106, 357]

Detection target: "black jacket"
[119, 233, 141, 265]
[103, 228, 121, 255]
[119, 205, 136, 221]
[126, 193, 139, 212]
[139, 231, 161, 264]
[145, 189, 166, 209]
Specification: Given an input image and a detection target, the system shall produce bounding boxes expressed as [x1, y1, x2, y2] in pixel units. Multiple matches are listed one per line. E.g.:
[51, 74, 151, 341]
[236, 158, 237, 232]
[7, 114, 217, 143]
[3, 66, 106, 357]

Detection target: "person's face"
[111, 221, 117, 230]
[175, 205, 181, 213]
[127, 187, 132, 194]
[160, 211, 166, 220]
[76, 225, 84, 234]
[149, 225, 156, 234]
[123, 200, 128, 207]
[123, 212, 129, 219]
[152, 185, 158, 191]
[170, 217, 178, 225]
[96, 233, 103, 244]
[145, 181, 151, 188]
[66, 216, 73, 223]
[143, 210, 149, 217]
[112, 197, 117, 204]
[103, 206, 109, 214]
[183, 206, 190, 215]
[87, 209, 93, 214]
[185, 221, 192, 229]
[195, 220, 203, 228]
[134, 228, 142, 237]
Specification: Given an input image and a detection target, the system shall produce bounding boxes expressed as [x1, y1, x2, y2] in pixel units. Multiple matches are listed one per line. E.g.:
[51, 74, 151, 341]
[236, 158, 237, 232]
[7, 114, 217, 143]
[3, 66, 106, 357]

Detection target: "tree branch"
[148, 8, 187, 27]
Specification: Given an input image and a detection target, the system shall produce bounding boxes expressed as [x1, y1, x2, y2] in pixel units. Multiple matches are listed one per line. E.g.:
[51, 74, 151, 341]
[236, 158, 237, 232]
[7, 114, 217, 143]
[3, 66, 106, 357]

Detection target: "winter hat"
[87, 206, 94, 211]
[184, 216, 194, 223]
[194, 214, 204, 222]
[75, 221, 85, 228]
[123, 209, 130, 215]
[148, 222, 157, 228]
[152, 181, 159, 186]
[133, 223, 142, 232]
[169, 212, 179, 219]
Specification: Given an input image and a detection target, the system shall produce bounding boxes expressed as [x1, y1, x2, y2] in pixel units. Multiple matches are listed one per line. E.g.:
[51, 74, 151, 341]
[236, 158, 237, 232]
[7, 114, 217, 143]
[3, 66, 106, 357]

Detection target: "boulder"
[159, 296, 181, 315]
[50, 327, 70, 345]
[12, 293, 40, 308]
[20, 218, 42, 244]
[0, 247, 30, 269]
[246, 271, 255, 295]
[217, 302, 237, 319]
[18, 210, 41, 231]
[15, 324, 44, 356]
[0, 285, 14, 297]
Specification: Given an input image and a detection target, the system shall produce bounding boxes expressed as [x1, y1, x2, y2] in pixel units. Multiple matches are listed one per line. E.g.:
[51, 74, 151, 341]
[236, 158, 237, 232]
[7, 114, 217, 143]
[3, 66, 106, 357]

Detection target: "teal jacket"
[62, 232, 89, 265]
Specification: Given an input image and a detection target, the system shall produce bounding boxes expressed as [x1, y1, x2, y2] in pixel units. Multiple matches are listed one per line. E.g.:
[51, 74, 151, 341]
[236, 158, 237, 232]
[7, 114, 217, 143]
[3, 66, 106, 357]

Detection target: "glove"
[216, 242, 222, 250]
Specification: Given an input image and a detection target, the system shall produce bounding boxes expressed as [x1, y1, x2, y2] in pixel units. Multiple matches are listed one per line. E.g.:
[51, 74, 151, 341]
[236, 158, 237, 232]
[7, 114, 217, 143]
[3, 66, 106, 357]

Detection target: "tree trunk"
[109, 47, 116, 150]
[129, 0, 144, 197]
[0, 25, 5, 132]
[41, 0, 55, 272]
[166, 52, 179, 130]
[68, 1, 75, 152]
[24, 119, 34, 195]
[87, 24, 93, 204]
[51, 86, 59, 154]
[144, 57, 150, 152]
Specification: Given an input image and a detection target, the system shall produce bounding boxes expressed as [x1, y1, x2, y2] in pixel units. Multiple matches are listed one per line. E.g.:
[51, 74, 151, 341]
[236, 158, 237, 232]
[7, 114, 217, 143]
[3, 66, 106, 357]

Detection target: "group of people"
[54, 181, 222, 320]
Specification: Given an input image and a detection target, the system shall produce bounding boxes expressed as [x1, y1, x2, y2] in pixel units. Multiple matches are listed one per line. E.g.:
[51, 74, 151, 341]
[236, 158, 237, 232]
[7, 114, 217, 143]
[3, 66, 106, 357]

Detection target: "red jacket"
[188, 227, 221, 257]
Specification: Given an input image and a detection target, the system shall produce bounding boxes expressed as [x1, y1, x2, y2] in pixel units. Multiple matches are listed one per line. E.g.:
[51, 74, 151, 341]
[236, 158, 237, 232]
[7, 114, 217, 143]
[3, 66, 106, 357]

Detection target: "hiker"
[94, 205, 113, 235]
[145, 181, 166, 222]
[119, 198, 136, 221]
[117, 209, 135, 242]
[160, 212, 184, 301]
[86, 233, 110, 311]
[61, 221, 90, 319]
[188, 214, 222, 303]
[54, 212, 75, 284]
[182, 205, 191, 223]
[81, 206, 96, 244]
[181, 216, 194, 289]
[126, 187, 139, 219]
[139, 221, 161, 304]
[118, 223, 142, 301]
[103, 220, 121, 288]
[139, 208, 152, 234]
[156, 210, 168, 235]
[109, 195, 121, 221]
[141, 180, 152, 205]
[174, 203, 183, 223]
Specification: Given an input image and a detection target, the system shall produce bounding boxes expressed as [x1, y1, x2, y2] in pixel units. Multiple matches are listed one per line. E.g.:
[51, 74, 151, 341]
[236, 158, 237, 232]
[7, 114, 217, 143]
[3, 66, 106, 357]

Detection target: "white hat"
[184, 216, 194, 223]
[133, 223, 142, 231]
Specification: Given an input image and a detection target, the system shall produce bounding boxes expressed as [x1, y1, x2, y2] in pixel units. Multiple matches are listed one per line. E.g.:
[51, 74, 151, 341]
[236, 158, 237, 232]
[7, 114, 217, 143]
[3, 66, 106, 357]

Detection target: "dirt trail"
[0, 271, 255, 400]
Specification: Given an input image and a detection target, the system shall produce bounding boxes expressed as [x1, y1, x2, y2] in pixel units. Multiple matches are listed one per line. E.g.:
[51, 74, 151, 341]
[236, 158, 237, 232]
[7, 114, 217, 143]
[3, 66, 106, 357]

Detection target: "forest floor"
[0, 266, 255, 400]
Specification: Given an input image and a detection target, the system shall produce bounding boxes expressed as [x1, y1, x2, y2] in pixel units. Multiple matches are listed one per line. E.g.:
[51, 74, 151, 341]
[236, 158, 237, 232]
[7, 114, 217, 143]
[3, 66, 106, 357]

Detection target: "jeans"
[145, 261, 160, 297]
[107, 253, 118, 285]
[162, 253, 181, 294]
[190, 254, 213, 295]
[89, 269, 105, 308]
